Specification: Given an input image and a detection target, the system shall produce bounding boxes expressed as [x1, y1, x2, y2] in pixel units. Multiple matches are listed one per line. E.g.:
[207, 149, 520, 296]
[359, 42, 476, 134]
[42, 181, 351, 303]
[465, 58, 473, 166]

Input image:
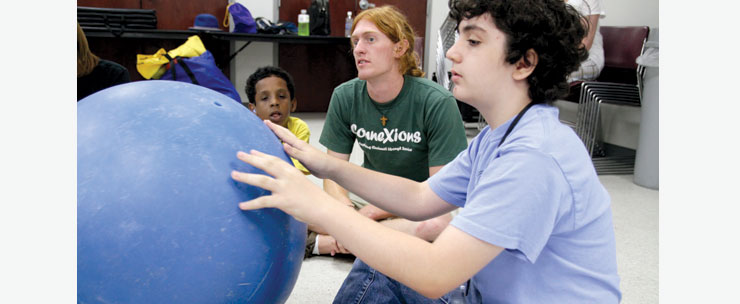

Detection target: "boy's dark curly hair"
[244, 66, 296, 104]
[449, 0, 588, 103]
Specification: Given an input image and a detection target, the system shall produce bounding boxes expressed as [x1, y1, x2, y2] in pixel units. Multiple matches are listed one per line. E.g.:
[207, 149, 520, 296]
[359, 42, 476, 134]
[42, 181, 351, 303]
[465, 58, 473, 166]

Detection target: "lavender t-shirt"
[428, 104, 621, 303]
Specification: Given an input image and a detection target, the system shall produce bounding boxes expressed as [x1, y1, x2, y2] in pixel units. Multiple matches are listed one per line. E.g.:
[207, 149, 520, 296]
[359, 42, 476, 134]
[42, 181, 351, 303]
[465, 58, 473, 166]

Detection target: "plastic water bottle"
[345, 11, 353, 37]
[298, 9, 310, 36]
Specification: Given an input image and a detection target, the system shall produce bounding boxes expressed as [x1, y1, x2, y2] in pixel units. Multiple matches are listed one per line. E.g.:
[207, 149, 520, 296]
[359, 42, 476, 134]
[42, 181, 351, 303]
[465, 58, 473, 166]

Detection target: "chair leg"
[575, 87, 587, 141]
[584, 95, 598, 157]
[575, 84, 605, 158]
[575, 83, 591, 154]
[590, 99, 605, 157]
[577, 85, 596, 157]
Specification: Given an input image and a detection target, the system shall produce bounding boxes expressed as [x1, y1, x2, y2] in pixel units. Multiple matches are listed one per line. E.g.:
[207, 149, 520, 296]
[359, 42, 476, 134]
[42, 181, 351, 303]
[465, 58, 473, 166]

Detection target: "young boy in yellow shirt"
[244, 66, 310, 174]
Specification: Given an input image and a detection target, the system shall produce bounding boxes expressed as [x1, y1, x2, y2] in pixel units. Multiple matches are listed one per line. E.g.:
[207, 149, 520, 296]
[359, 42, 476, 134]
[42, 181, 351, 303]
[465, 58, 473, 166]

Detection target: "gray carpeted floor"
[286, 112, 658, 303]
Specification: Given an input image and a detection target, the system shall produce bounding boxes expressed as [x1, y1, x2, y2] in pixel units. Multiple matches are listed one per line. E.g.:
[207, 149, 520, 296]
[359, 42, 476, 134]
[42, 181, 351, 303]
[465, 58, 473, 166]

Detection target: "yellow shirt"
[285, 116, 311, 174]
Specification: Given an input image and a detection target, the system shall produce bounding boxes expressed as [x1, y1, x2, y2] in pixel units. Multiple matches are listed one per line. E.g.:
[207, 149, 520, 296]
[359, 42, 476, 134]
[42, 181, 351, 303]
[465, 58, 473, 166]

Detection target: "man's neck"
[366, 73, 405, 103]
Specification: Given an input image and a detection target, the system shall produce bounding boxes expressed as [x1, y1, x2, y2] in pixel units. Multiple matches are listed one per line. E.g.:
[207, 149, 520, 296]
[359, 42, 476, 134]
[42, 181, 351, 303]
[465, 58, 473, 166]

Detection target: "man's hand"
[318, 234, 351, 256]
[358, 204, 394, 221]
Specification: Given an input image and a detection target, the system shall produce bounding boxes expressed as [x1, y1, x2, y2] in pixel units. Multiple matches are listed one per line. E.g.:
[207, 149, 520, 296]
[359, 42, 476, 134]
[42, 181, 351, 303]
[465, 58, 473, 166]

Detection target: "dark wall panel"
[141, 0, 228, 30]
[78, 0, 139, 9]
[279, 43, 356, 112]
[78, 0, 228, 30]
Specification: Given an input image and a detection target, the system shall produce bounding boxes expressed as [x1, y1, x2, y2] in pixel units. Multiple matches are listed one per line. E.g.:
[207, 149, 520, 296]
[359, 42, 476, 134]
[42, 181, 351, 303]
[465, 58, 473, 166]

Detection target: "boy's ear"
[512, 48, 538, 81]
[246, 103, 256, 111]
[290, 98, 298, 112]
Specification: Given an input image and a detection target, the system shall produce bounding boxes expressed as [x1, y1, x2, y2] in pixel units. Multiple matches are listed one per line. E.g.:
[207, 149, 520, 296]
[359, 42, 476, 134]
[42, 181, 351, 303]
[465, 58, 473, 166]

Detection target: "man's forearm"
[323, 178, 353, 206]
[325, 159, 438, 221]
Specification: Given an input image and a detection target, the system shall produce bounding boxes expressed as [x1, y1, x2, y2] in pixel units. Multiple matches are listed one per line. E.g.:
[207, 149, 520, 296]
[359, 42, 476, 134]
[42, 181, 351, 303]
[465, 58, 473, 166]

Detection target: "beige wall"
[601, 0, 659, 28]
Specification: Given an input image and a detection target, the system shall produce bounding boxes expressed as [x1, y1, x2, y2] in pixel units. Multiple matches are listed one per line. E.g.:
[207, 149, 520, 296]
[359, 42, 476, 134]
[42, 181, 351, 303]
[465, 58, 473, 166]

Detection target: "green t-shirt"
[320, 75, 468, 182]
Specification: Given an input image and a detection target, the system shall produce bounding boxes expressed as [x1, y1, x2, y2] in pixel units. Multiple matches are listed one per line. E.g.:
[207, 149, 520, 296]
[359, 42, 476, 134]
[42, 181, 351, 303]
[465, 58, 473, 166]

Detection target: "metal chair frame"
[573, 26, 650, 158]
[576, 82, 642, 156]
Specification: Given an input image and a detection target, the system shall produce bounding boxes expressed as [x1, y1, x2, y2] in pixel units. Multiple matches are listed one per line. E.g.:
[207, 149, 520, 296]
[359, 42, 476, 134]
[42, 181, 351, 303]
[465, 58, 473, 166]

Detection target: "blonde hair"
[351, 5, 424, 77]
[77, 23, 99, 77]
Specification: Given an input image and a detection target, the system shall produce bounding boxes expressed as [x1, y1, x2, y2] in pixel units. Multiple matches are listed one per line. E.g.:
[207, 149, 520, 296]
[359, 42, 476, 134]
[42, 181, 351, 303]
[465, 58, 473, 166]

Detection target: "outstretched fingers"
[236, 150, 292, 178]
[232, 148, 326, 224]
[230, 168, 275, 193]
[231, 150, 289, 211]
[237, 195, 273, 211]
[230, 170, 278, 211]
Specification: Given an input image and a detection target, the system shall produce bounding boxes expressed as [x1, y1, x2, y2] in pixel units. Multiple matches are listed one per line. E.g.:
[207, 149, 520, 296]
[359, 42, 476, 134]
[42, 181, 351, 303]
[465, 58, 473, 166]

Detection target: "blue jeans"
[333, 258, 464, 304]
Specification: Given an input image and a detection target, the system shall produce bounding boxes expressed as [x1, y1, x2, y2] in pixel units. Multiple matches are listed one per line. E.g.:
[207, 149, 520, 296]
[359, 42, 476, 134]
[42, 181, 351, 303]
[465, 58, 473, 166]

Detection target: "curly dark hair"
[244, 66, 296, 104]
[449, 0, 588, 103]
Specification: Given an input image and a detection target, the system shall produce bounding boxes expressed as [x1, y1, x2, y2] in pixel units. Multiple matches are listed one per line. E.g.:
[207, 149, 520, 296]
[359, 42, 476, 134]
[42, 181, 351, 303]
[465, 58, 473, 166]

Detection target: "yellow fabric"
[285, 116, 311, 175]
[136, 35, 207, 80]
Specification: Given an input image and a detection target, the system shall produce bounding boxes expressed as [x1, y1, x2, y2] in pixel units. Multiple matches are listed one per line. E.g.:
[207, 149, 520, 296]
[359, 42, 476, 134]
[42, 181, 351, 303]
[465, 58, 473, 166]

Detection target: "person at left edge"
[77, 22, 130, 101]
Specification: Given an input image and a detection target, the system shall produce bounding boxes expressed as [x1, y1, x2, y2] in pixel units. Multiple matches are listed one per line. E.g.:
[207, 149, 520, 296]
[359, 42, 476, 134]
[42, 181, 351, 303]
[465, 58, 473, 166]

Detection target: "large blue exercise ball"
[77, 80, 306, 303]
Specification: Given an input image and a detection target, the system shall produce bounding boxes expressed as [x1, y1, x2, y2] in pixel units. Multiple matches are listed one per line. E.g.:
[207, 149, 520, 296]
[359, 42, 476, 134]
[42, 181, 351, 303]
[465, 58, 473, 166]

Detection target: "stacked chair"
[78, 6, 158, 36]
[565, 26, 650, 174]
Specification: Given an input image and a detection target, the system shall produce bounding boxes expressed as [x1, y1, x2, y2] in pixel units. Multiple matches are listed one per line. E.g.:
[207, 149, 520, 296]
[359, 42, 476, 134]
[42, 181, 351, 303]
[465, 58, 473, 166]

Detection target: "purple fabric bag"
[228, 3, 257, 33]
[159, 50, 241, 102]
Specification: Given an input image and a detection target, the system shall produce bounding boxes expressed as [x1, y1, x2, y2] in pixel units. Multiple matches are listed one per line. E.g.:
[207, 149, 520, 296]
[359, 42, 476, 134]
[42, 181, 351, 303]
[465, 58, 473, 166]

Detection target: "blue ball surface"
[77, 80, 306, 303]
